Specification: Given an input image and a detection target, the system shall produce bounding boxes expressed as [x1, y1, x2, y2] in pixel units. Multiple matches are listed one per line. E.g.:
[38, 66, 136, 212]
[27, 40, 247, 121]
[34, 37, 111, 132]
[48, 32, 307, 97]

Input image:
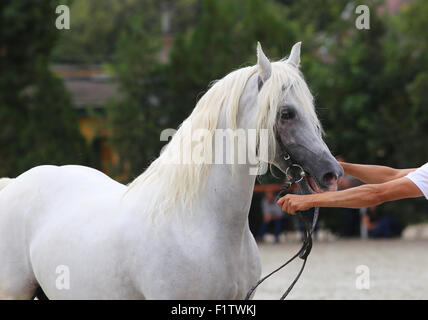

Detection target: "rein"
[245, 139, 319, 300]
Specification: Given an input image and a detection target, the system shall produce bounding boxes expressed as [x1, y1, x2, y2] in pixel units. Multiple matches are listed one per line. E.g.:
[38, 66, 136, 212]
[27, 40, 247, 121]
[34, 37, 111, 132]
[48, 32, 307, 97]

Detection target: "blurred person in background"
[257, 191, 286, 243]
[362, 206, 404, 238]
[336, 157, 364, 237]
[278, 162, 427, 214]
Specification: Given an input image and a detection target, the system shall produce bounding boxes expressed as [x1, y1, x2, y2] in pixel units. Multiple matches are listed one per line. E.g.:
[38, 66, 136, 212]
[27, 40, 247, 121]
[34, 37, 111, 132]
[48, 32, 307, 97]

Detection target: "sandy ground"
[253, 238, 428, 300]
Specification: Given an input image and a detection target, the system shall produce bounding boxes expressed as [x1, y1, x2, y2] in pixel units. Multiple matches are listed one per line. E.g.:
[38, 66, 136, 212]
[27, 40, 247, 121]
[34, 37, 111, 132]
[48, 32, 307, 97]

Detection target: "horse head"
[257, 42, 343, 193]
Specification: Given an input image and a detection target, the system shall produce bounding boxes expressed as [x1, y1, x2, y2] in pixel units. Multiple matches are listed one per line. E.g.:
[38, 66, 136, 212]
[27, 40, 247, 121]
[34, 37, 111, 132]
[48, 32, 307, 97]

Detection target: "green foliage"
[292, 0, 428, 225]
[54, 0, 147, 63]
[53, 0, 200, 64]
[0, 0, 91, 177]
[107, 1, 165, 180]
[108, 0, 296, 180]
[168, 0, 295, 119]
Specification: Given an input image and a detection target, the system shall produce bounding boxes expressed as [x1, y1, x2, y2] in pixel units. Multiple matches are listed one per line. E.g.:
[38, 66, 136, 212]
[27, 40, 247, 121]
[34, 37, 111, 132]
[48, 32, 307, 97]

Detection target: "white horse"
[0, 42, 342, 299]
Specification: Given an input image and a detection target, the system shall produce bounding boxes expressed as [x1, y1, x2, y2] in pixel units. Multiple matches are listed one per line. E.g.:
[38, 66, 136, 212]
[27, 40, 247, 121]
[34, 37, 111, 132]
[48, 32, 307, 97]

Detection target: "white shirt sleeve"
[406, 163, 428, 200]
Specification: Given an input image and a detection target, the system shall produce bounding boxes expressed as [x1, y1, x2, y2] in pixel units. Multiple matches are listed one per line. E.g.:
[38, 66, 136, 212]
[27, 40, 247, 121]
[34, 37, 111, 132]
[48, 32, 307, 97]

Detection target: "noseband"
[245, 134, 319, 300]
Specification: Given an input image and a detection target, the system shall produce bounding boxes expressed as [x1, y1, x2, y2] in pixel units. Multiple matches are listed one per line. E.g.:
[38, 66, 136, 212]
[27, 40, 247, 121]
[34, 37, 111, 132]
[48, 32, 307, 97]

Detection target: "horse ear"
[287, 42, 302, 68]
[257, 42, 271, 83]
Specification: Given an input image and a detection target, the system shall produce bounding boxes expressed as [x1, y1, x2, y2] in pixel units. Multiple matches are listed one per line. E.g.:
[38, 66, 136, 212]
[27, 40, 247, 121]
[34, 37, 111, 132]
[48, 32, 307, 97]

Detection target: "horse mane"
[125, 61, 321, 215]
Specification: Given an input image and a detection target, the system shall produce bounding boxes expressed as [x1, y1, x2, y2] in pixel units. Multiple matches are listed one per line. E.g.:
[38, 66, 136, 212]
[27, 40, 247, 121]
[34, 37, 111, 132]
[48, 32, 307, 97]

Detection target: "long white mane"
[126, 60, 321, 214]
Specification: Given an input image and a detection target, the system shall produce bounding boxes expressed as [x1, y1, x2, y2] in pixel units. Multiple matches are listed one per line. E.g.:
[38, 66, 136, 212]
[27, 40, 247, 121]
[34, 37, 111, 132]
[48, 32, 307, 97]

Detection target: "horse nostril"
[322, 172, 336, 185]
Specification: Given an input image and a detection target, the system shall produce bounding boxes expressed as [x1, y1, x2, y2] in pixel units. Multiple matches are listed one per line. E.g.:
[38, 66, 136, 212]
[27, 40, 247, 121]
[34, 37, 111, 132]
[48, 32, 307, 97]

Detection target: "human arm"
[277, 177, 423, 215]
[339, 161, 416, 184]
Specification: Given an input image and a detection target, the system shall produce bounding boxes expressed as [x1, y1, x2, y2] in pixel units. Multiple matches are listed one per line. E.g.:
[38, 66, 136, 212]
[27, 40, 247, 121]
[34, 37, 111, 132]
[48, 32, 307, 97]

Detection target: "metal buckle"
[285, 164, 306, 183]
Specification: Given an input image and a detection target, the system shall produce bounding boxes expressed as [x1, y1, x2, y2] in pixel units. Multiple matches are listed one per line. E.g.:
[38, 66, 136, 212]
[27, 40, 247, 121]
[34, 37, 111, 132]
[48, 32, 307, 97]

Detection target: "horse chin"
[301, 174, 338, 194]
[299, 174, 323, 195]
[273, 159, 337, 194]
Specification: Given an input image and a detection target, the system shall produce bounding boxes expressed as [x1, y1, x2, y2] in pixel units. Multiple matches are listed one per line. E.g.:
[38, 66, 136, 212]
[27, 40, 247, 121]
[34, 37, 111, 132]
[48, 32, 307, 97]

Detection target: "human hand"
[277, 194, 315, 215]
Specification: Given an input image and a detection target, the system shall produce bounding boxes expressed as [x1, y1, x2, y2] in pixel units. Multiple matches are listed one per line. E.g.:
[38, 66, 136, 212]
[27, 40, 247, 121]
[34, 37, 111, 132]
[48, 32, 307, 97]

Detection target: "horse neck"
[194, 73, 259, 242]
[197, 163, 257, 240]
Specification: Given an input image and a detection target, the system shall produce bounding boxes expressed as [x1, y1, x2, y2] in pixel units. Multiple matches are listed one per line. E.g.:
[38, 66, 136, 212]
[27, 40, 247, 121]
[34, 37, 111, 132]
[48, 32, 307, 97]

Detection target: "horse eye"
[281, 109, 295, 120]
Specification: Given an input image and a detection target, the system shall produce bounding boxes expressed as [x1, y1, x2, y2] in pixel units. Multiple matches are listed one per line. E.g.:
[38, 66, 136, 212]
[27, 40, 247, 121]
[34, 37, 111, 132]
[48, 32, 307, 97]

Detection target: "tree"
[107, 1, 165, 180]
[289, 0, 428, 226]
[54, 0, 147, 63]
[53, 0, 200, 64]
[168, 0, 295, 121]
[0, 0, 91, 177]
[108, 0, 296, 180]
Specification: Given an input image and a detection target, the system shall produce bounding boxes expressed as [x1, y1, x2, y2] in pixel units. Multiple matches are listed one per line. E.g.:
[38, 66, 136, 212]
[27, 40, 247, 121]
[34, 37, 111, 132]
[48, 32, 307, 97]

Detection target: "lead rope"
[244, 196, 319, 300]
[245, 144, 319, 300]
[280, 206, 319, 299]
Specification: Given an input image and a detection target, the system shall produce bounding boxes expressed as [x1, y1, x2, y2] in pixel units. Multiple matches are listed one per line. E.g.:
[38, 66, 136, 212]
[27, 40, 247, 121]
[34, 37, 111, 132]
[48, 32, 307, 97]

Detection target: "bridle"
[244, 133, 319, 300]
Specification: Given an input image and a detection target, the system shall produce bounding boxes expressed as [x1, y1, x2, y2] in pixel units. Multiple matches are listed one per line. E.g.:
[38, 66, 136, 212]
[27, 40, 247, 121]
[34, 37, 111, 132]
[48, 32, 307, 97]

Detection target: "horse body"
[0, 158, 260, 299]
[0, 165, 131, 299]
